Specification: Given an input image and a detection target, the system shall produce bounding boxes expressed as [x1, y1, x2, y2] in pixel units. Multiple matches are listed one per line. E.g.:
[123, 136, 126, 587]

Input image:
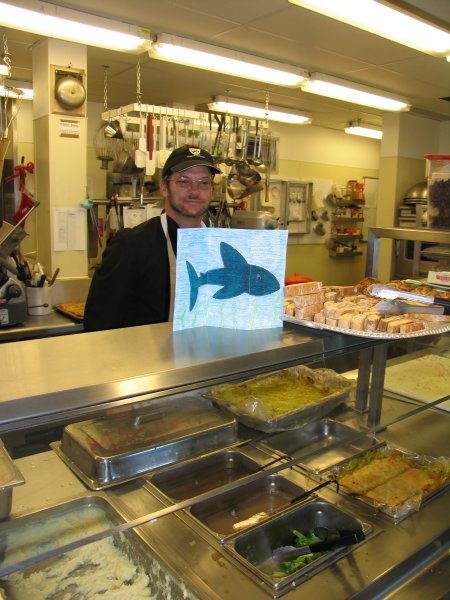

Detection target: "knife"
[368, 284, 450, 314]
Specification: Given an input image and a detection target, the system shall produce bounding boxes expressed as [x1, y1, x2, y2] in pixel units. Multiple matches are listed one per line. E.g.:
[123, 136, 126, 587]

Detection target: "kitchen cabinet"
[0, 323, 448, 599]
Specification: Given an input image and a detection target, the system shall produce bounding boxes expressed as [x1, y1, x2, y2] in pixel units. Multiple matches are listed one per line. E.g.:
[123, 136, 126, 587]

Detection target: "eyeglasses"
[167, 176, 213, 190]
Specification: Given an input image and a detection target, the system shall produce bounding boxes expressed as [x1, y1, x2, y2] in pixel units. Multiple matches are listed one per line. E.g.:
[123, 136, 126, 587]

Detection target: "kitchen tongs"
[271, 529, 365, 562]
[368, 284, 450, 315]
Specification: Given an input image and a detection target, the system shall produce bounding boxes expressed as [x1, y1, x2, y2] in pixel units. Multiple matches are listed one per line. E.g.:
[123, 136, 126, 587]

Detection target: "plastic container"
[424, 154, 450, 229]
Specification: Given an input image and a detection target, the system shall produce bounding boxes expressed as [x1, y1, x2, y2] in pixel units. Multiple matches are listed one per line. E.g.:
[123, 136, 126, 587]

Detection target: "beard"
[165, 188, 209, 220]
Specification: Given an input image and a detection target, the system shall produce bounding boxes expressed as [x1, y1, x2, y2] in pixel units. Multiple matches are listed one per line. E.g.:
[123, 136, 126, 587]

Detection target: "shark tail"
[186, 261, 200, 311]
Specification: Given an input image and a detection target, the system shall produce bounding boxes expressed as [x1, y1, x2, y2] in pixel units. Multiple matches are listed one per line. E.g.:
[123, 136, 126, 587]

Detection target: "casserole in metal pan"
[52, 396, 237, 490]
[205, 365, 355, 433]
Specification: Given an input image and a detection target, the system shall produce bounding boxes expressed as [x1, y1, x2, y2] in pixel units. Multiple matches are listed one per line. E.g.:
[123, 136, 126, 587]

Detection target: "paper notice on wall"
[53, 208, 85, 251]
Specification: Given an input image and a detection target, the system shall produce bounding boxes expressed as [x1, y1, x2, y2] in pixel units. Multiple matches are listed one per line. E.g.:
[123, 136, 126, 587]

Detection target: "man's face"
[161, 165, 214, 224]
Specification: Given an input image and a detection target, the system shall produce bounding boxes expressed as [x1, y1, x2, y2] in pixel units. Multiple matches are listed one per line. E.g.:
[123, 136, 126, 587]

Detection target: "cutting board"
[384, 353, 450, 411]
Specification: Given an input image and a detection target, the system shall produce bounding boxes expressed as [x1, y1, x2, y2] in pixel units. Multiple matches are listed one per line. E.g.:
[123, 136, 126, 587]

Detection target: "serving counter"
[0, 323, 449, 599]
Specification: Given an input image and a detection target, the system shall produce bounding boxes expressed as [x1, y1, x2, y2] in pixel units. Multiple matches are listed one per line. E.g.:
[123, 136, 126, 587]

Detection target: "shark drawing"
[186, 241, 280, 311]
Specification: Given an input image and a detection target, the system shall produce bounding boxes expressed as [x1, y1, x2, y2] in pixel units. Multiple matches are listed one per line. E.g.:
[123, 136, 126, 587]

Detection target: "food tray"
[187, 472, 307, 539]
[54, 303, 85, 321]
[52, 396, 237, 490]
[223, 500, 371, 594]
[326, 444, 450, 521]
[204, 365, 355, 433]
[145, 449, 262, 502]
[0, 440, 25, 521]
[283, 315, 450, 339]
[0, 495, 201, 600]
[258, 419, 380, 474]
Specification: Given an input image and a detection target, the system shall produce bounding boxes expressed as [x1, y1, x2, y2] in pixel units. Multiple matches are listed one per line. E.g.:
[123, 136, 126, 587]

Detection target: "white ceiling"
[2, 0, 450, 132]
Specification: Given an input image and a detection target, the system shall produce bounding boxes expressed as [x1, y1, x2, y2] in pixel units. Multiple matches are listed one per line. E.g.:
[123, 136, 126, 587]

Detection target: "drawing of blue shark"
[186, 242, 280, 311]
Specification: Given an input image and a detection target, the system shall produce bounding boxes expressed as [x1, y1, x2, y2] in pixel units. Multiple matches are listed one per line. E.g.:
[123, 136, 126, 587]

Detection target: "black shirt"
[84, 215, 178, 331]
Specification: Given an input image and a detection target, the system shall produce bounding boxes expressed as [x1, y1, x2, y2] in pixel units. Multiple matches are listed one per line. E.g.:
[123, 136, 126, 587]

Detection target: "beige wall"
[268, 121, 380, 285]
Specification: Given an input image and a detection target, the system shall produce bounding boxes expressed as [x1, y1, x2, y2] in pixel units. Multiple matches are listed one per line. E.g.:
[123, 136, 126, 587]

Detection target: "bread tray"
[283, 315, 450, 339]
[324, 444, 450, 522]
[54, 303, 85, 322]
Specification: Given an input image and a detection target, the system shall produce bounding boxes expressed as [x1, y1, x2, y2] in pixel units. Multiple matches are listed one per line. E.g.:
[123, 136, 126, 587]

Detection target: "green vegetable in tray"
[272, 529, 323, 577]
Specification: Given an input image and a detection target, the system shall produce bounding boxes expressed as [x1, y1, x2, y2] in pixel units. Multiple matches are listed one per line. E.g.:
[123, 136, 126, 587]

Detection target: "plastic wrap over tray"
[327, 444, 450, 521]
[205, 365, 355, 433]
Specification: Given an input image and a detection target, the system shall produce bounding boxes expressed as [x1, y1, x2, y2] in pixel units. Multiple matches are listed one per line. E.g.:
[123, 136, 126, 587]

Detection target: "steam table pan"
[258, 419, 380, 474]
[0, 440, 25, 521]
[0, 495, 202, 600]
[145, 448, 263, 502]
[187, 471, 308, 540]
[223, 500, 371, 595]
[52, 396, 237, 490]
[204, 365, 355, 433]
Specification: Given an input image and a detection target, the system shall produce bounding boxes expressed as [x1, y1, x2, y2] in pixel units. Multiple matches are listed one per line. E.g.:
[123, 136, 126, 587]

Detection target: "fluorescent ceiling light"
[208, 96, 311, 124]
[345, 123, 382, 139]
[288, 0, 450, 57]
[301, 73, 410, 111]
[0, 81, 33, 99]
[150, 33, 307, 87]
[0, 1, 150, 52]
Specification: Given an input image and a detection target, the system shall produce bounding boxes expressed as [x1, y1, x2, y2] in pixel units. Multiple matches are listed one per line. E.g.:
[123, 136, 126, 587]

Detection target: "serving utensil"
[375, 299, 446, 315]
[271, 528, 365, 563]
[368, 284, 450, 314]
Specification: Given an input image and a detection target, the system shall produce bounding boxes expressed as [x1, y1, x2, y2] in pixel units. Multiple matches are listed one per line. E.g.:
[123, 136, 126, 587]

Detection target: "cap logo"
[189, 147, 201, 156]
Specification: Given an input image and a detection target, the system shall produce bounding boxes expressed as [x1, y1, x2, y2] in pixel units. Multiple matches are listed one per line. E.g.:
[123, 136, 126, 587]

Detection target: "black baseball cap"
[162, 145, 222, 179]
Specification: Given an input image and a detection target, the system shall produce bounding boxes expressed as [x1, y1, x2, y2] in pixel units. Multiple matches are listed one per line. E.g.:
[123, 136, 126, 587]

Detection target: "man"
[84, 145, 221, 331]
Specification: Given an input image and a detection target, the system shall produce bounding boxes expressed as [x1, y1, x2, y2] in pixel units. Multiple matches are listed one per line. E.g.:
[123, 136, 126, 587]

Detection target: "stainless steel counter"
[0, 310, 83, 343]
[9, 397, 449, 600]
[0, 322, 377, 432]
[0, 323, 448, 599]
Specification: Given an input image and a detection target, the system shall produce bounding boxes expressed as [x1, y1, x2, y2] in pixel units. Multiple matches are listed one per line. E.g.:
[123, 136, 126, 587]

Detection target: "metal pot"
[403, 180, 427, 202]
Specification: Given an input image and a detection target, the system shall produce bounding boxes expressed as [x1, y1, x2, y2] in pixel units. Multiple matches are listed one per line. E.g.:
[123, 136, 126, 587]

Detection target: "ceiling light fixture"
[150, 33, 307, 87]
[208, 96, 311, 124]
[0, 1, 150, 53]
[301, 73, 410, 111]
[0, 81, 34, 99]
[288, 0, 450, 57]
[345, 122, 382, 139]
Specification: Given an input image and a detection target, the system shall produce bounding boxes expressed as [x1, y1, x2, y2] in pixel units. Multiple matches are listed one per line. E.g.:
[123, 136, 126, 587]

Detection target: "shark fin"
[186, 261, 200, 311]
[213, 287, 243, 300]
[220, 242, 248, 269]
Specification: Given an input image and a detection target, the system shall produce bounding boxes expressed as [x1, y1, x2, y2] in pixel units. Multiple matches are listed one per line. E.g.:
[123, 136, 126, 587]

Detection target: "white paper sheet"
[53, 208, 85, 251]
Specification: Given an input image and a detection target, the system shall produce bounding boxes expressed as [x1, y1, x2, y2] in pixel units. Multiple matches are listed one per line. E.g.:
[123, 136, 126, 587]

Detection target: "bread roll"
[386, 318, 414, 333]
[294, 302, 323, 319]
[293, 291, 324, 307]
[285, 281, 322, 297]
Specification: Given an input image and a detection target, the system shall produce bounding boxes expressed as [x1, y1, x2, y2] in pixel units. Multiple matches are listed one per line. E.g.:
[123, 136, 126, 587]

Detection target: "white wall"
[271, 122, 380, 169]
